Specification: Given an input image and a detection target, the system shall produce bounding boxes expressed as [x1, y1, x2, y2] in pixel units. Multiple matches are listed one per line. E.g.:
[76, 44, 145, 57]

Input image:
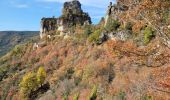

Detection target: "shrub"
[19, 72, 38, 98]
[19, 67, 47, 98]
[84, 26, 92, 37]
[88, 85, 97, 100]
[11, 44, 24, 56]
[2, 78, 15, 100]
[60, 79, 75, 99]
[37, 67, 46, 86]
[73, 92, 80, 100]
[162, 10, 169, 23]
[31, 57, 40, 64]
[105, 19, 121, 32]
[141, 95, 153, 100]
[65, 68, 74, 79]
[118, 91, 126, 100]
[125, 22, 133, 30]
[62, 94, 68, 100]
[144, 27, 154, 44]
[0, 67, 7, 81]
[74, 77, 82, 86]
[83, 65, 95, 81]
[88, 29, 101, 44]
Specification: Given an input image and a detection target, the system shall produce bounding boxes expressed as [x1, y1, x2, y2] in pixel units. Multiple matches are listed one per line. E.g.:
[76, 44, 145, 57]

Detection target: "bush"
[37, 67, 46, 86]
[83, 26, 92, 37]
[73, 92, 80, 100]
[62, 94, 68, 100]
[118, 91, 126, 100]
[141, 95, 153, 100]
[66, 68, 74, 79]
[162, 10, 169, 23]
[83, 65, 95, 81]
[88, 85, 97, 100]
[88, 29, 101, 44]
[125, 22, 133, 30]
[19, 67, 47, 98]
[11, 44, 24, 56]
[0, 67, 7, 81]
[19, 72, 38, 98]
[74, 77, 82, 86]
[144, 27, 154, 44]
[105, 19, 121, 32]
[60, 79, 75, 99]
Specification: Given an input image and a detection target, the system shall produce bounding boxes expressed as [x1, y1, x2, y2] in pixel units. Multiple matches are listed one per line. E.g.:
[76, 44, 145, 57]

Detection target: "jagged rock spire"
[40, 0, 91, 39]
[62, 0, 83, 16]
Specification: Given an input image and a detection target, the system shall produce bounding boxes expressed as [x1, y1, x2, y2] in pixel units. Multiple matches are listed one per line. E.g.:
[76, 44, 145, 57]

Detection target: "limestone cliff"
[105, 1, 128, 26]
[40, 0, 91, 39]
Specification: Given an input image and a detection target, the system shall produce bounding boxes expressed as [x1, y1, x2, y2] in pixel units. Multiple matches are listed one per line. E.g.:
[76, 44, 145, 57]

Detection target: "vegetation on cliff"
[0, 0, 170, 100]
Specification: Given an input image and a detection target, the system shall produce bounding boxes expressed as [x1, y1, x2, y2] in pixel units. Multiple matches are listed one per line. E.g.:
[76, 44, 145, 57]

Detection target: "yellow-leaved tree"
[19, 67, 47, 98]
[37, 67, 46, 86]
[19, 72, 38, 98]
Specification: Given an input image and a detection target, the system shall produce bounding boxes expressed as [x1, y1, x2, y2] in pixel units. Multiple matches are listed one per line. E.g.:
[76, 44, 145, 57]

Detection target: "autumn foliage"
[37, 67, 46, 86]
[19, 72, 38, 98]
[0, 0, 170, 99]
[19, 67, 46, 98]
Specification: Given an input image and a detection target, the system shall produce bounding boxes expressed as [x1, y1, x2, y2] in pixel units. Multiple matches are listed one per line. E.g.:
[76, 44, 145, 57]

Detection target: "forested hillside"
[0, 31, 39, 56]
[0, 0, 170, 100]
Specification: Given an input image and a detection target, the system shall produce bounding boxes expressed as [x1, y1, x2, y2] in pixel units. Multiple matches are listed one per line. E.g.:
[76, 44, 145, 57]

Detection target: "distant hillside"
[0, 31, 39, 56]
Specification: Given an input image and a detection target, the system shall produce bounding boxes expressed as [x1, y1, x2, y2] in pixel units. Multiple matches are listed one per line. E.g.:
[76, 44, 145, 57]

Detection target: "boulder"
[97, 32, 108, 45]
[108, 30, 132, 41]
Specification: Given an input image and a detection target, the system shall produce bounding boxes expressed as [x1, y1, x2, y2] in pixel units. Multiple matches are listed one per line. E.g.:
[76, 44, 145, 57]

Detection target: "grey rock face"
[106, 1, 128, 17]
[61, 0, 91, 27]
[108, 30, 132, 41]
[115, 30, 131, 41]
[40, 0, 91, 39]
[40, 18, 58, 39]
[105, 1, 128, 26]
[62, 0, 83, 16]
[98, 32, 108, 44]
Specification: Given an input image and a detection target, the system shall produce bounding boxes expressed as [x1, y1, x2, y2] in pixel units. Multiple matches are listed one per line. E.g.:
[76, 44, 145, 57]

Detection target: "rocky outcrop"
[40, 0, 91, 39]
[108, 30, 132, 41]
[40, 17, 58, 39]
[105, 1, 128, 26]
[103, 2, 131, 41]
[61, 0, 91, 27]
[62, 0, 83, 16]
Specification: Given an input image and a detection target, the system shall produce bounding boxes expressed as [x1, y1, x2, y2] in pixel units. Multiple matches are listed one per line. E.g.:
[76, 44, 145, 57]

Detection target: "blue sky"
[0, 0, 115, 31]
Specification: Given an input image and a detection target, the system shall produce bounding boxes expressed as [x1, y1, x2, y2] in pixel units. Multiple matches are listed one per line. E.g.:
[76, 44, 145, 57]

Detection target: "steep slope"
[0, 0, 170, 100]
[105, 0, 170, 46]
[0, 35, 170, 100]
[0, 31, 39, 56]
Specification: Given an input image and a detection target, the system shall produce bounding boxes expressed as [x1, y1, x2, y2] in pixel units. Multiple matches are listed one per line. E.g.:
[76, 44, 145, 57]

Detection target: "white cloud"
[38, 0, 115, 8]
